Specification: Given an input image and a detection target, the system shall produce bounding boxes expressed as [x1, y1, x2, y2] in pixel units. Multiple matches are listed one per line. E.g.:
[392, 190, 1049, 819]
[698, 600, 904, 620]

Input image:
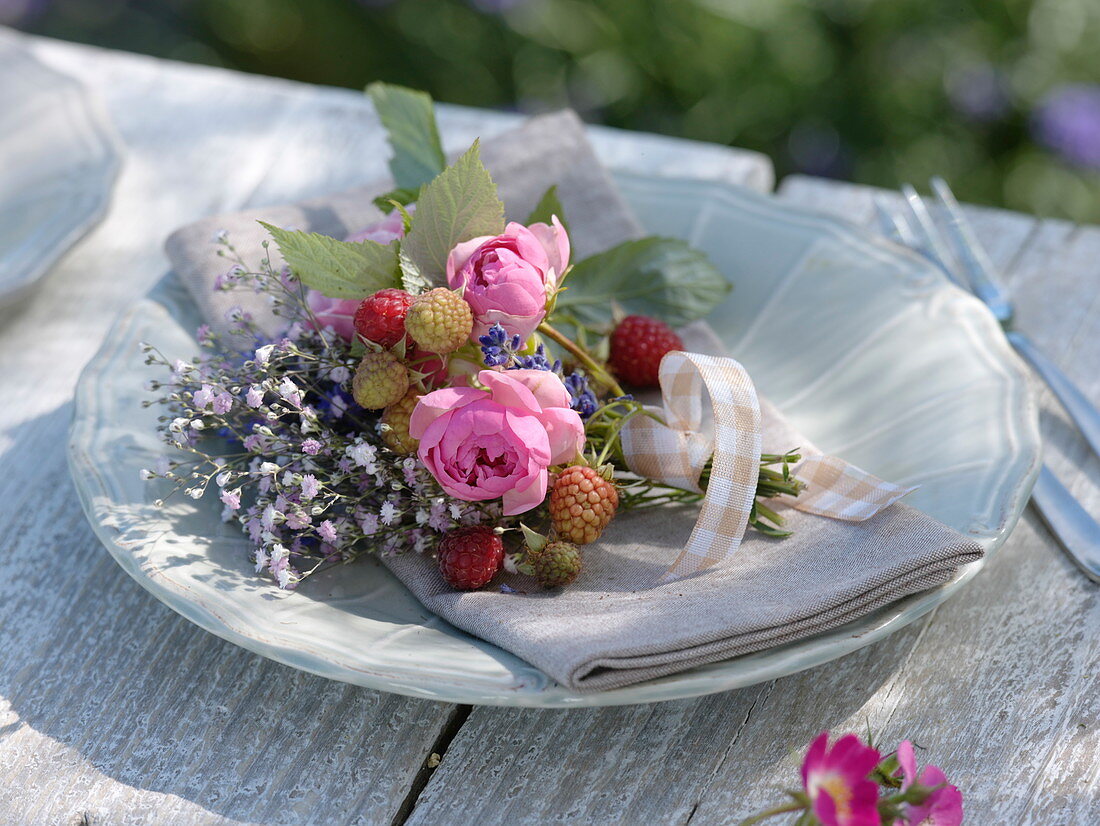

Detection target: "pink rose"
[305, 209, 409, 341]
[410, 369, 585, 515]
[446, 218, 570, 342]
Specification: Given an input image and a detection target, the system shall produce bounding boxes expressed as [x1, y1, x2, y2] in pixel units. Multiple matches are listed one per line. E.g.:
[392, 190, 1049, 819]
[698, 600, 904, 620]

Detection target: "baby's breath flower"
[144, 231, 489, 589]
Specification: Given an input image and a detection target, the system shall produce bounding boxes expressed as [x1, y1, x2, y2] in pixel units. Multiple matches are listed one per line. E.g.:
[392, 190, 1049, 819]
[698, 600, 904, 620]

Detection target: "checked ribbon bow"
[619, 351, 916, 579]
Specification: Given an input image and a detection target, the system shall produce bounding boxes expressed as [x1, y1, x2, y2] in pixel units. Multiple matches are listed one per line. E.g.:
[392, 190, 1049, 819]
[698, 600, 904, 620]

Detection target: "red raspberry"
[549, 465, 619, 545]
[354, 288, 413, 347]
[608, 315, 684, 388]
[437, 526, 504, 590]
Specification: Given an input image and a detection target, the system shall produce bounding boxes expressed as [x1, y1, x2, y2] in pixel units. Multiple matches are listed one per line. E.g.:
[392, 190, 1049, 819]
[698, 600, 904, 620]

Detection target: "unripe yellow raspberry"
[381, 389, 421, 455]
[405, 288, 473, 354]
[352, 350, 409, 409]
[549, 465, 619, 545]
[529, 540, 582, 588]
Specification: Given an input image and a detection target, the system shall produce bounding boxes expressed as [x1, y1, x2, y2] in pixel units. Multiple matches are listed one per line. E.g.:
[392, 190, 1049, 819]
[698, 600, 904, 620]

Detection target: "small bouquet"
[142, 84, 805, 591]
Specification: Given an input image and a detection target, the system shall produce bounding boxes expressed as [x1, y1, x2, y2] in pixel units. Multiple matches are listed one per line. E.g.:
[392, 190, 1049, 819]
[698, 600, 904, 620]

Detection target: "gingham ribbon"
[620, 352, 916, 578]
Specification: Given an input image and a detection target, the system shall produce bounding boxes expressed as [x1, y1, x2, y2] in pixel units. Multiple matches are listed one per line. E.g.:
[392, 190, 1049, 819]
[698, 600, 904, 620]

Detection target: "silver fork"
[876, 179, 1100, 582]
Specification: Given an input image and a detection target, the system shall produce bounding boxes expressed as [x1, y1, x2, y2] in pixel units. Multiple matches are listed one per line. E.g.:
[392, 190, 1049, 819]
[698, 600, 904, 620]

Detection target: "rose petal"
[527, 215, 570, 283]
[447, 235, 494, 287]
[479, 370, 543, 414]
[538, 406, 586, 465]
[507, 369, 572, 410]
[502, 467, 548, 515]
[409, 386, 485, 439]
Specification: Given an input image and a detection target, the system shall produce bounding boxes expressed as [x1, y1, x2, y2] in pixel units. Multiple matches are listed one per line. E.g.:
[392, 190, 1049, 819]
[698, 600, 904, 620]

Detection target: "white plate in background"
[0, 40, 121, 308]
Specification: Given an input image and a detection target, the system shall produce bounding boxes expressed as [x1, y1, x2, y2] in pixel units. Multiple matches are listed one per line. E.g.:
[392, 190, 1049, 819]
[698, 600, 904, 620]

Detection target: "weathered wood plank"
[735, 177, 1099, 824]
[409, 179, 1098, 825]
[0, 31, 776, 825]
[404, 629, 931, 826]
[0, 34, 459, 826]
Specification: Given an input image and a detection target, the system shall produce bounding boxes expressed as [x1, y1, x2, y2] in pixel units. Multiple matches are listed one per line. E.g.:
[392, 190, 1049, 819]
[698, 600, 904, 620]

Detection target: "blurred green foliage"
[15, 0, 1100, 222]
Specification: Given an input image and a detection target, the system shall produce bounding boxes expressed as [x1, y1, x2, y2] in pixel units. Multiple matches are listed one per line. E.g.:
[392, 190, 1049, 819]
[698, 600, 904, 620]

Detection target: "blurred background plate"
[68, 174, 1040, 707]
[0, 39, 121, 308]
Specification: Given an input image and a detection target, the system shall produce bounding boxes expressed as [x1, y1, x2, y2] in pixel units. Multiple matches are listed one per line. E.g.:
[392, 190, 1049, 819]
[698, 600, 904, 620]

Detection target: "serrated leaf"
[526, 185, 569, 234]
[366, 83, 446, 191]
[400, 141, 505, 288]
[260, 221, 400, 299]
[553, 238, 731, 328]
[398, 248, 432, 294]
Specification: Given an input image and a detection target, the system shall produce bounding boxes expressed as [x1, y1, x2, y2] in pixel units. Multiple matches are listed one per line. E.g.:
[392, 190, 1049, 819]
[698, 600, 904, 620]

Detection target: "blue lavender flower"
[564, 372, 598, 419]
[511, 344, 561, 373]
[479, 323, 515, 367]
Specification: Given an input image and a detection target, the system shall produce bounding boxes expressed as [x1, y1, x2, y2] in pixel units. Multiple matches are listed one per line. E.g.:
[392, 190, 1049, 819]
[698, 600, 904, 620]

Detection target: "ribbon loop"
[620, 351, 916, 579]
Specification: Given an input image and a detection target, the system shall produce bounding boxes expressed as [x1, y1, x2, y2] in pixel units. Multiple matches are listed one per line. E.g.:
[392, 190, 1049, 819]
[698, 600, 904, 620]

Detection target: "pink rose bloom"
[306, 209, 409, 341]
[801, 732, 883, 826]
[446, 218, 570, 342]
[893, 741, 963, 826]
[409, 369, 584, 515]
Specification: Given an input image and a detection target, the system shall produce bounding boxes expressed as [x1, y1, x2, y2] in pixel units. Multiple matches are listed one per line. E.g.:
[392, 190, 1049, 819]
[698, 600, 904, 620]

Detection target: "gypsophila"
[141, 233, 493, 588]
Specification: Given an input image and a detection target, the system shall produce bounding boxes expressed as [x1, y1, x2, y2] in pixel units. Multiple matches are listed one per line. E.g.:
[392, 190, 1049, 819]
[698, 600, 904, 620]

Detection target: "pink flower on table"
[409, 369, 584, 515]
[305, 208, 409, 341]
[446, 218, 570, 342]
[801, 732, 883, 826]
[893, 741, 963, 826]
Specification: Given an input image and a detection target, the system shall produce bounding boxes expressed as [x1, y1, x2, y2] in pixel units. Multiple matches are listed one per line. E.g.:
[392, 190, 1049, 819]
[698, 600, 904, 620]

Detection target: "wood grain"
[0, 31, 775, 825]
[406, 180, 1099, 825]
[1, 30, 1094, 826]
[0, 35, 459, 826]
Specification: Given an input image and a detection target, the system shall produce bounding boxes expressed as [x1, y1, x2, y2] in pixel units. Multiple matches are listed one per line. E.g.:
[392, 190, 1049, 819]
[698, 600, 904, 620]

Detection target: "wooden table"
[1, 30, 1096, 825]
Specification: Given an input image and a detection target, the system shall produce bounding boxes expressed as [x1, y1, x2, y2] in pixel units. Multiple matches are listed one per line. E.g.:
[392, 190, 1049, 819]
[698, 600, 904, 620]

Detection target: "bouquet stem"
[538, 321, 626, 398]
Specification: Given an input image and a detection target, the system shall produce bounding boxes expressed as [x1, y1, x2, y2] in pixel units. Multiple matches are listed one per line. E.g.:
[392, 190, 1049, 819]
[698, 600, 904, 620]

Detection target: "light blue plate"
[0, 40, 121, 308]
[69, 174, 1040, 707]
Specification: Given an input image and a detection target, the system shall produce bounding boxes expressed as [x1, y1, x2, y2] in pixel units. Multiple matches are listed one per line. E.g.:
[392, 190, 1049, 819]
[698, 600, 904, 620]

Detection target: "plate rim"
[68, 174, 1041, 707]
[0, 40, 123, 308]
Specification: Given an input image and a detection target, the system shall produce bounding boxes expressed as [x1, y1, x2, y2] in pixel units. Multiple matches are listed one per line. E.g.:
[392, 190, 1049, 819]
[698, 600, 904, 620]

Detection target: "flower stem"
[538, 321, 626, 398]
[736, 800, 807, 825]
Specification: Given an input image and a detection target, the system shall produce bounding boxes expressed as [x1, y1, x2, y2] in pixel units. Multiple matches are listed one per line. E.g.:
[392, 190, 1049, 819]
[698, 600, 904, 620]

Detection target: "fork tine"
[873, 196, 919, 248]
[929, 176, 1014, 319]
[900, 184, 964, 286]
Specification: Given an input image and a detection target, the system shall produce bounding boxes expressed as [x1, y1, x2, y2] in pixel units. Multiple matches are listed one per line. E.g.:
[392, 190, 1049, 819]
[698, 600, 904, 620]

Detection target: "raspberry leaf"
[260, 222, 401, 299]
[398, 249, 430, 294]
[400, 140, 505, 289]
[526, 185, 569, 235]
[554, 237, 731, 328]
[372, 187, 420, 214]
[366, 83, 446, 192]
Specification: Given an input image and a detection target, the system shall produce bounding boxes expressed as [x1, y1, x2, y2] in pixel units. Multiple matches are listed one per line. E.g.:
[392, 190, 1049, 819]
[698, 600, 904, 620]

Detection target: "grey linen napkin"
[167, 111, 984, 693]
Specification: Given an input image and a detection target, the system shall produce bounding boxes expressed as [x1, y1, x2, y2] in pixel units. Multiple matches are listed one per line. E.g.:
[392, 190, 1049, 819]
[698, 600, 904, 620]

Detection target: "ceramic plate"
[0, 40, 121, 308]
[69, 174, 1040, 707]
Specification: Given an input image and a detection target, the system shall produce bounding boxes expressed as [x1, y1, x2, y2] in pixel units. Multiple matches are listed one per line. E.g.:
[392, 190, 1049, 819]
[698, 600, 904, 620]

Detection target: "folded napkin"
[167, 111, 984, 692]
[167, 111, 641, 336]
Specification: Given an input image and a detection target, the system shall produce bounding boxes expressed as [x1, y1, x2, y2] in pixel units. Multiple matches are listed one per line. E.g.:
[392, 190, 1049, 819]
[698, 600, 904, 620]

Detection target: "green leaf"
[398, 248, 431, 294]
[519, 523, 549, 553]
[525, 185, 569, 234]
[366, 83, 446, 191]
[400, 140, 505, 289]
[372, 187, 420, 214]
[554, 238, 731, 328]
[260, 221, 400, 299]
